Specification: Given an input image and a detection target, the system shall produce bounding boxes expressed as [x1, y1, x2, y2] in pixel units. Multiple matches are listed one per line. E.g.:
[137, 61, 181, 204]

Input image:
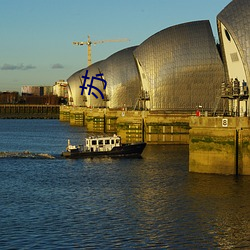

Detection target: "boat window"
[92, 140, 97, 145]
[111, 139, 114, 144]
[105, 140, 110, 144]
[116, 139, 120, 144]
[98, 140, 103, 145]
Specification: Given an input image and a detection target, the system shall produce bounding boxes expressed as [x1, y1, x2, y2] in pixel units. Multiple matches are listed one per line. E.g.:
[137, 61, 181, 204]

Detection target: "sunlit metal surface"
[133, 20, 225, 111]
[68, 47, 140, 109]
[217, 0, 250, 115]
[217, 0, 250, 83]
[99, 46, 141, 109]
[80, 61, 106, 108]
[67, 68, 86, 106]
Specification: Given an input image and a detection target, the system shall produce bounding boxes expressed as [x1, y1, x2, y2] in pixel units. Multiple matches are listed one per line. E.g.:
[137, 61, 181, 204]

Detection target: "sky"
[0, 0, 232, 92]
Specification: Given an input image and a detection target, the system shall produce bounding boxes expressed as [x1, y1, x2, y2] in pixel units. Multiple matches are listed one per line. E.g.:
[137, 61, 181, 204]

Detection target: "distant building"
[21, 86, 40, 96]
[43, 86, 53, 96]
[20, 85, 59, 105]
[21, 86, 53, 96]
[0, 92, 19, 104]
[53, 80, 68, 98]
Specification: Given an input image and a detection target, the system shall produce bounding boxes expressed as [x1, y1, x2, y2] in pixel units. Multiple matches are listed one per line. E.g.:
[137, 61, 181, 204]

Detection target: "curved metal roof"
[67, 68, 86, 106]
[99, 46, 141, 109]
[133, 20, 225, 111]
[79, 61, 106, 108]
[217, 0, 250, 83]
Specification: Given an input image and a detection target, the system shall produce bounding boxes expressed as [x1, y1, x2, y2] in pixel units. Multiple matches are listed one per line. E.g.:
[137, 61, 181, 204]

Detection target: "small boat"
[61, 134, 146, 158]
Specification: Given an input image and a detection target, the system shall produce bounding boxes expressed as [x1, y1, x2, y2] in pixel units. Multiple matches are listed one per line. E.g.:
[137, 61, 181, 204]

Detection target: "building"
[217, 0, 250, 116]
[21, 85, 58, 105]
[67, 68, 89, 106]
[0, 92, 19, 104]
[53, 80, 68, 98]
[99, 46, 141, 109]
[68, 21, 225, 112]
[67, 0, 250, 115]
[21, 86, 53, 96]
[133, 20, 225, 112]
[67, 47, 141, 109]
[80, 61, 107, 108]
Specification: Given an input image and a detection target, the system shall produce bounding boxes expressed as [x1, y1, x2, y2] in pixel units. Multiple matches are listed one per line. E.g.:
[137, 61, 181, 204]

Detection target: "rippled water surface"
[0, 119, 250, 249]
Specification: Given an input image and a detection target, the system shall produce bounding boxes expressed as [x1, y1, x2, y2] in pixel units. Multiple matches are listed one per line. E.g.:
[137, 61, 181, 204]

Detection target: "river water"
[0, 119, 250, 249]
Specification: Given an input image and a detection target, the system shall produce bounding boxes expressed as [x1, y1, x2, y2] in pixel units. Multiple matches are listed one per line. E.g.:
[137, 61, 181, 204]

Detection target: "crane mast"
[73, 35, 129, 66]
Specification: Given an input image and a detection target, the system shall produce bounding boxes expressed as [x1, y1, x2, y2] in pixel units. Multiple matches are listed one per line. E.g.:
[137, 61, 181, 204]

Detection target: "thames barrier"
[63, 0, 250, 175]
[189, 116, 250, 175]
[59, 106, 250, 176]
[59, 106, 190, 144]
[1, 0, 247, 175]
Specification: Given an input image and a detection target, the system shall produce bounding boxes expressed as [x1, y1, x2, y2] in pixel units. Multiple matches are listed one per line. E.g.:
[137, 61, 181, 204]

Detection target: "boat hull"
[62, 142, 146, 159]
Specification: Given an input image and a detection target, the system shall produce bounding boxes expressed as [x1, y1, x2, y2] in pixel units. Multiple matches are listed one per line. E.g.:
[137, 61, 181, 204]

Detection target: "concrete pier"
[189, 117, 250, 175]
[59, 106, 190, 144]
[61, 106, 250, 175]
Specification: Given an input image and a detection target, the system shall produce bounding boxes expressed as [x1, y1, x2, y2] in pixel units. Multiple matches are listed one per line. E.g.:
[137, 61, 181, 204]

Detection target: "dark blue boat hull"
[62, 142, 146, 159]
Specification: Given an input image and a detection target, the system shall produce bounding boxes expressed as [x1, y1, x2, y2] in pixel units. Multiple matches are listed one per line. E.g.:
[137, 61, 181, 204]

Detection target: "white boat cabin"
[85, 135, 121, 152]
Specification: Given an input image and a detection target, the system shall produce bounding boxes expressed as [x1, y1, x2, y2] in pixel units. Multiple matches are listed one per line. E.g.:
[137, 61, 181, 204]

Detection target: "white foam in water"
[0, 151, 55, 159]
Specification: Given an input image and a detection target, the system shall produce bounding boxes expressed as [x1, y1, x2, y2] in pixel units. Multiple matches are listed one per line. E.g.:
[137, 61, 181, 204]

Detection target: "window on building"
[225, 29, 231, 42]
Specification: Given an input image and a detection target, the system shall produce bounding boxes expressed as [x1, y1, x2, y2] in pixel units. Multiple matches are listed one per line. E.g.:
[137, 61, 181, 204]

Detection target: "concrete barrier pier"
[189, 117, 250, 175]
[60, 106, 190, 144]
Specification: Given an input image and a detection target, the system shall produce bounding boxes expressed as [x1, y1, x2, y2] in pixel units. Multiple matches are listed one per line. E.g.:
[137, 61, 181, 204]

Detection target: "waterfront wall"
[60, 106, 250, 175]
[189, 117, 250, 175]
[59, 106, 190, 144]
[0, 105, 59, 119]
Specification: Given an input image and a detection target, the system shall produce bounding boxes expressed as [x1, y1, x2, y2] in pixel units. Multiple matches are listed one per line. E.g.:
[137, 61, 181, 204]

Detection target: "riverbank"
[0, 104, 59, 119]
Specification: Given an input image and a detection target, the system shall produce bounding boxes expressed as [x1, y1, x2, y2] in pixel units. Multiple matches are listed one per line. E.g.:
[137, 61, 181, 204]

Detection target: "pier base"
[189, 117, 250, 175]
[59, 106, 190, 144]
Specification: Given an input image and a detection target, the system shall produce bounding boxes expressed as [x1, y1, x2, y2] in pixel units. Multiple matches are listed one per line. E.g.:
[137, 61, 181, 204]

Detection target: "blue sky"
[0, 0, 231, 92]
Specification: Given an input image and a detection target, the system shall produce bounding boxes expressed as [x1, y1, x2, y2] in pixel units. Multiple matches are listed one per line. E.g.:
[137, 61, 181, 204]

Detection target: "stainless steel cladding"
[80, 61, 106, 108]
[67, 68, 86, 106]
[99, 46, 141, 109]
[68, 46, 140, 109]
[217, 0, 250, 84]
[133, 20, 225, 111]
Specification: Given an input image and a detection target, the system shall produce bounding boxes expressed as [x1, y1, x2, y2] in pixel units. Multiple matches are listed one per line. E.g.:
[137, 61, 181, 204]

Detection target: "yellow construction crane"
[73, 35, 129, 66]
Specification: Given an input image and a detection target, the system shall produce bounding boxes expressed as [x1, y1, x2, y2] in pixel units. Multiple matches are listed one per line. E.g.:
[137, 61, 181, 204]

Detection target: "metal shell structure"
[67, 68, 86, 106]
[99, 46, 141, 109]
[80, 61, 106, 108]
[133, 20, 225, 112]
[217, 0, 250, 115]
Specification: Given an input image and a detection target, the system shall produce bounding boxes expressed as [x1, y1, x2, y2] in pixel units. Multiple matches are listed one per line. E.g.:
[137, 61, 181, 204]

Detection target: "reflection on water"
[0, 120, 250, 249]
[186, 174, 250, 248]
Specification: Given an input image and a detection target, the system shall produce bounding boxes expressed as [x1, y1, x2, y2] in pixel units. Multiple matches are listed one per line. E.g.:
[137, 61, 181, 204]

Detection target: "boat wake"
[0, 151, 55, 159]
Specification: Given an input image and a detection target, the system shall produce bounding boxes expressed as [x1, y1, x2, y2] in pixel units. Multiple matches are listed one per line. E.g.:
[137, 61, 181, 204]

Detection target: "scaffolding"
[215, 79, 249, 117]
